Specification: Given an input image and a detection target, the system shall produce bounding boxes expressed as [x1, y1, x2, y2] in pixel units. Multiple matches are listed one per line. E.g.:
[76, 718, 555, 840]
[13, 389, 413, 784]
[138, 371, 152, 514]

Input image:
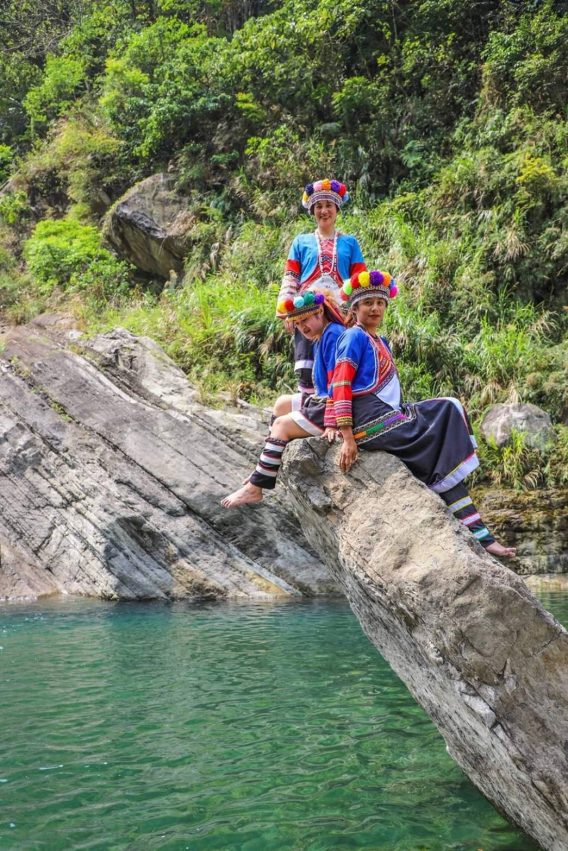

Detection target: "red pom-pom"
[284, 299, 295, 312]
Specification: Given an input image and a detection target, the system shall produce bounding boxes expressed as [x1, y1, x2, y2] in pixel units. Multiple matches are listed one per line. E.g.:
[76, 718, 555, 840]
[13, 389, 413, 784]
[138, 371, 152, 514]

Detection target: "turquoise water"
[2, 592, 565, 851]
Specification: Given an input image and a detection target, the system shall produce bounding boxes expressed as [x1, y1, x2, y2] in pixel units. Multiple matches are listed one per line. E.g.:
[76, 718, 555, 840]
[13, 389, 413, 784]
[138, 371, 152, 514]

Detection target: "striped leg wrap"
[264, 413, 276, 439]
[441, 483, 496, 548]
[294, 329, 315, 393]
[249, 437, 289, 490]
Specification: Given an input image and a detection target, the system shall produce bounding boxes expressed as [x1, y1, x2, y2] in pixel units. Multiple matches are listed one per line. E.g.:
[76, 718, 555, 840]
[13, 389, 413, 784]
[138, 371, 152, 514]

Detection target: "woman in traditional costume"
[332, 270, 516, 558]
[277, 179, 366, 395]
[222, 291, 344, 508]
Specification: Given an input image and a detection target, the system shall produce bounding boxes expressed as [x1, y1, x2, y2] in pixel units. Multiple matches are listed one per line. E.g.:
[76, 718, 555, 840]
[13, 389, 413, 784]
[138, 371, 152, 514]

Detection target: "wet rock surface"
[474, 485, 568, 575]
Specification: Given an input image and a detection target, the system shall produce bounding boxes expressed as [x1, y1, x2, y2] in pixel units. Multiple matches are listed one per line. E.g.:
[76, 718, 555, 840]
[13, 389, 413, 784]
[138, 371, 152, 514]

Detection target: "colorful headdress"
[277, 289, 344, 324]
[302, 179, 349, 213]
[340, 270, 398, 306]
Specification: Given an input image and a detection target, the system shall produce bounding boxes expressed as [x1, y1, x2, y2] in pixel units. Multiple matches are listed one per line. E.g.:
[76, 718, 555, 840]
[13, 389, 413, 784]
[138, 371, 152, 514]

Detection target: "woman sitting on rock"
[222, 291, 344, 508]
[277, 178, 366, 395]
[332, 270, 516, 558]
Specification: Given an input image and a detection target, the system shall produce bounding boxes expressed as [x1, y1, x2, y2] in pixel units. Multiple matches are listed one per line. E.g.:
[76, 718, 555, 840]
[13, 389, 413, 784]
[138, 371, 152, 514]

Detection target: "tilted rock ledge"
[0, 319, 336, 600]
[281, 439, 568, 851]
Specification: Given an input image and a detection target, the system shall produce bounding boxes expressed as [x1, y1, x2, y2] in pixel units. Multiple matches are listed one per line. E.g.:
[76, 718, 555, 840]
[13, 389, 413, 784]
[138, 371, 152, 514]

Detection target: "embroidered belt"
[353, 409, 411, 444]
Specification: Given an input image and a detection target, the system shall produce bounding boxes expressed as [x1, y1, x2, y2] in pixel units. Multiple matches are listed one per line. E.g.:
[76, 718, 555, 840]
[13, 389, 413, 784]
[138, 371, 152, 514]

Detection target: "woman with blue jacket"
[332, 270, 516, 558]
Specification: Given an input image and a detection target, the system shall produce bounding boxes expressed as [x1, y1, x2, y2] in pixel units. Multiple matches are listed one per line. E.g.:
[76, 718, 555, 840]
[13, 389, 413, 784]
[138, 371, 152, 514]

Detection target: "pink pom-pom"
[389, 285, 398, 298]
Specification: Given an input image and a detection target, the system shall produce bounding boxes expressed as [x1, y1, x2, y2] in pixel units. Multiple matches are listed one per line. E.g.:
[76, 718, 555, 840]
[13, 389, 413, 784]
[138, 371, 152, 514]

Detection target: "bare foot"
[485, 540, 517, 559]
[221, 482, 263, 508]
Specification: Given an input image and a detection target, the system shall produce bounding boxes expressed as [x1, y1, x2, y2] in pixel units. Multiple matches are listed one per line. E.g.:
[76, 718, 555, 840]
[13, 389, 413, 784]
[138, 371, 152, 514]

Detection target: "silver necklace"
[314, 229, 339, 288]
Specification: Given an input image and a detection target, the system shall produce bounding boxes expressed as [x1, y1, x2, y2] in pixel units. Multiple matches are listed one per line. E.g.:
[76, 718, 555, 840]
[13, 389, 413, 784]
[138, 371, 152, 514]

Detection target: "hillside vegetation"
[0, 0, 567, 488]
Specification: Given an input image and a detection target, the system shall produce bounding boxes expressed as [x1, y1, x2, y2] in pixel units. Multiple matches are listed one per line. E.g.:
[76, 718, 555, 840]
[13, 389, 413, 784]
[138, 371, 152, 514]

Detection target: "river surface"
[1, 588, 565, 850]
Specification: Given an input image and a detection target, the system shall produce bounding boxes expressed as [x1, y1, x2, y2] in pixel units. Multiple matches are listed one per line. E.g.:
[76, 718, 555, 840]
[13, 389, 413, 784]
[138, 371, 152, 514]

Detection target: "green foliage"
[544, 425, 568, 488]
[87, 274, 293, 399]
[218, 222, 283, 287]
[24, 56, 86, 131]
[478, 430, 545, 491]
[475, 423, 568, 491]
[242, 124, 336, 217]
[481, 1, 568, 113]
[0, 191, 29, 227]
[1, 0, 567, 492]
[99, 20, 228, 162]
[23, 218, 131, 298]
[0, 146, 13, 184]
[524, 341, 568, 423]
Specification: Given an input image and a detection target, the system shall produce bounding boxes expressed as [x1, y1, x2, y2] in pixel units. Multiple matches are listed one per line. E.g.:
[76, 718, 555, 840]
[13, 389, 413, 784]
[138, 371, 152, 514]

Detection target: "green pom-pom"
[343, 282, 353, 296]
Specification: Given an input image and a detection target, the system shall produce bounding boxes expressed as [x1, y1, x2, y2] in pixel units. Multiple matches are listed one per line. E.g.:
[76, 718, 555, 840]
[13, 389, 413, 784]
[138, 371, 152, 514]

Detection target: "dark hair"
[322, 302, 345, 326]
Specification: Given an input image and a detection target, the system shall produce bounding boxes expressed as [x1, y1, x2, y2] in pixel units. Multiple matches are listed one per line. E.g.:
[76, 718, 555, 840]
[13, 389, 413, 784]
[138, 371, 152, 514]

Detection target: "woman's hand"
[338, 429, 358, 472]
[322, 428, 337, 444]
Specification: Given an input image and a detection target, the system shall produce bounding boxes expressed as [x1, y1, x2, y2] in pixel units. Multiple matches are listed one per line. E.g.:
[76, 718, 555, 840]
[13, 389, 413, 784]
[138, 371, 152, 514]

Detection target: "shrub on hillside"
[23, 218, 131, 300]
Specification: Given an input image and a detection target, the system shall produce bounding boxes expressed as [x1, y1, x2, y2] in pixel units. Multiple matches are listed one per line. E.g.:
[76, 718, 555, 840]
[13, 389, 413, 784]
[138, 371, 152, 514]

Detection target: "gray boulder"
[103, 173, 193, 278]
[481, 402, 556, 451]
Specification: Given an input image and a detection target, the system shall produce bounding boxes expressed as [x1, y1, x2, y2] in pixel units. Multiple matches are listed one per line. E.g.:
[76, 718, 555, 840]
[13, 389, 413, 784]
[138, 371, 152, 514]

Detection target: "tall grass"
[86, 273, 294, 402]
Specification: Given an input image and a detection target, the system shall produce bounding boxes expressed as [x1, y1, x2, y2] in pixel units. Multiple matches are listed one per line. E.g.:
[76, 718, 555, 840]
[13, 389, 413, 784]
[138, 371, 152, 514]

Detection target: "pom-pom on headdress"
[340, 270, 398, 306]
[277, 289, 345, 324]
[302, 179, 349, 213]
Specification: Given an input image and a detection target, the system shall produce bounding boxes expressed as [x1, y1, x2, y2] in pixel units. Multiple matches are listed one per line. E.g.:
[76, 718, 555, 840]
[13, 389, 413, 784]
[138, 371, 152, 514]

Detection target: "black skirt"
[352, 393, 479, 493]
[293, 328, 314, 392]
[289, 393, 327, 436]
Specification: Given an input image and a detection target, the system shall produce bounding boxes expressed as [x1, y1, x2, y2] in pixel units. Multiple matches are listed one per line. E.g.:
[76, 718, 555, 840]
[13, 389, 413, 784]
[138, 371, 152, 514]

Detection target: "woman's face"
[354, 296, 387, 332]
[295, 309, 327, 340]
[313, 200, 338, 231]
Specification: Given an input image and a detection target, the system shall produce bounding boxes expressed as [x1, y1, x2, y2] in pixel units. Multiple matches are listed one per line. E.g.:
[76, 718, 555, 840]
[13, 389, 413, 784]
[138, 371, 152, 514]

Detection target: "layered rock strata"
[281, 439, 568, 851]
[0, 321, 336, 600]
[474, 486, 568, 575]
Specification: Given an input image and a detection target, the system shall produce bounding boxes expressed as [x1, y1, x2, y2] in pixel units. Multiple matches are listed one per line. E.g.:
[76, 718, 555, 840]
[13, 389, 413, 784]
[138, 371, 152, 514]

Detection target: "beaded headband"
[277, 289, 345, 324]
[340, 270, 398, 306]
[302, 179, 349, 213]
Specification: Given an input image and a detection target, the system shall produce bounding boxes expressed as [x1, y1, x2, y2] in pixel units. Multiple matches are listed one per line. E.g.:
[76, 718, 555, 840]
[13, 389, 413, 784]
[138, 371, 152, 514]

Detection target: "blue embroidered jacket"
[332, 325, 400, 427]
[311, 321, 344, 428]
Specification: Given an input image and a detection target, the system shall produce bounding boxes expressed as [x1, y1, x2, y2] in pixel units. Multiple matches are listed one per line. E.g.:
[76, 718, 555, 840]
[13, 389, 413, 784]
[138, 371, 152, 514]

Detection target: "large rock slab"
[0, 322, 336, 600]
[282, 439, 568, 851]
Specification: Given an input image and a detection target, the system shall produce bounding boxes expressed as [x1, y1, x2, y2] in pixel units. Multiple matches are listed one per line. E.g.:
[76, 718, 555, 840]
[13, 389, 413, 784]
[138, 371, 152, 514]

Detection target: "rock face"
[103, 173, 193, 278]
[474, 486, 568, 575]
[281, 439, 568, 851]
[481, 402, 556, 450]
[0, 321, 336, 600]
